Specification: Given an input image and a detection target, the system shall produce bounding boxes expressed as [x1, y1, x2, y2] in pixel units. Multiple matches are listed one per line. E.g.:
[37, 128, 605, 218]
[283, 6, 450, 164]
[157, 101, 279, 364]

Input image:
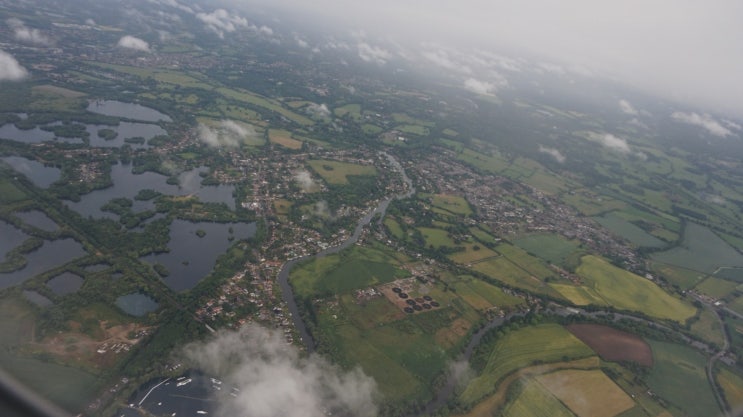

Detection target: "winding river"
[277, 153, 414, 352]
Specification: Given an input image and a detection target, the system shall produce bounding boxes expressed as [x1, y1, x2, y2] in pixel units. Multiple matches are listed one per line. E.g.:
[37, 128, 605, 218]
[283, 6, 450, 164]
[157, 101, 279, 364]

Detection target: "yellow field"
[457, 356, 600, 417]
[718, 367, 743, 411]
[550, 283, 607, 306]
[502, 379, 574, 417]
[307, 159, 377, 185]
[537, 369, 635, 417]
[460, 324, 594, 405]
[269, 129, 303, 149]
[562, 256, 697, 322]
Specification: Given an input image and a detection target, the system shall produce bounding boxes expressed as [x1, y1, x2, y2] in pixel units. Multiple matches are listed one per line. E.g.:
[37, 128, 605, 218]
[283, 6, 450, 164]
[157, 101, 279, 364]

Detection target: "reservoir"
[116, 293, 159, 316]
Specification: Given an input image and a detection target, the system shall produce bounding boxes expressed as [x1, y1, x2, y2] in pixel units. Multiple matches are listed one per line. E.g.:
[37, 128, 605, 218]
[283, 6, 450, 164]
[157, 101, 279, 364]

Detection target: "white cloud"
[619, 99, 638, 116]
[294, 169, 317, 192]
[197, 120, 260, 148]
[357, 42, 391, 65]
[117, 35, 151, 52]
[183, 325, 377, 417]
[463, 77, 495, 95]
[7, 19, 51, 46]
[671, 111, 734, 137]
[0, 50, 29, 81]
[197, 9, 248, 38]
[307, 103, 331, 118]
[600, 133, 631, 153]
[539, 145, 566, 163]
[259, 25, 274, 36]
[295, 36, 309, 48]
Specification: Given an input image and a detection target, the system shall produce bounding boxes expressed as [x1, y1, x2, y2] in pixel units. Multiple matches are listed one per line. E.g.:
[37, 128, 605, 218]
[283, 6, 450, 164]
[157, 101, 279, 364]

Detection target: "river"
[277, 153, 414, 352]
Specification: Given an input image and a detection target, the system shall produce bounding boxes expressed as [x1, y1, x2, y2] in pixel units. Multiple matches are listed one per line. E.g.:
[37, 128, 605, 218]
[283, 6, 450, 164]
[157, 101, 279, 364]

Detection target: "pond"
[46, 272, 84, 296]
[1, 156, 61, 188]
[142, 220, 255, 291]
[15, 210, 59, 232]
[66, 164, 236, 218]
[87, 100, 172, 122]
[115, 293, 159, 316]
[23, 290, 52, 308]
[0, 238, 86, 290]
[86, 122, 166, 149]
[0, 221, 29, 261]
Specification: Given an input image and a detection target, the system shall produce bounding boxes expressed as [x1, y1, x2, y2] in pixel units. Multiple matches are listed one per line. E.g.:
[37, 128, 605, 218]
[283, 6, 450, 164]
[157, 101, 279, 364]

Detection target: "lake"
[87, 100, 172, 122]
[46, 272, 84, 296]
[142, 220, 255, 292]
[1, 156, 61, 188]
[116, 293, 159, 316]
[0, 238, 86, 290]
[0, 123, 83, 144]
[66, 164, 236, 219]
[86, 122, 166, 149]
[15, 210, 59, 232]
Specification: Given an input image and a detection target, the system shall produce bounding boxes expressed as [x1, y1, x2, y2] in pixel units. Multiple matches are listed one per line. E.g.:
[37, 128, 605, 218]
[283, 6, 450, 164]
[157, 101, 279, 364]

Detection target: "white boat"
[197, 411, 207, 415]
[176, 378, 192, 387]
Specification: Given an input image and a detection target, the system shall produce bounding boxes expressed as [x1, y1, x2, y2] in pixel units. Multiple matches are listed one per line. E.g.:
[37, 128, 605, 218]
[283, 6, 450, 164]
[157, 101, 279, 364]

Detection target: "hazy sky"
[239, 0, 743, 118]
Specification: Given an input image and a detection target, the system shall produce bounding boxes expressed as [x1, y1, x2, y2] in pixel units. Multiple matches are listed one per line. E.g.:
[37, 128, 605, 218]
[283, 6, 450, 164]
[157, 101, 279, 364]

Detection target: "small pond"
[23, 290, 53, 308]
[1, 156, 61, 188]
[0, 238, 86, 290]
[15, 210, 59, 232]
[46, 272, 84, 296]
[116, 293, 159, 316]
[87, 100, 172, 122]
[0, 221, 29, 261]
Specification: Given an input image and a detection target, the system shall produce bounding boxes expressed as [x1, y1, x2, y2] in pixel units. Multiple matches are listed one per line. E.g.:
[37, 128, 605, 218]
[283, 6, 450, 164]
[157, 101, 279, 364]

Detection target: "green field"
[334, 103, 362, 119]
[653, 222, 743, 276]
[427, 194, 473, 216]
[418, 227, 458, 249]
[307, 160, 377, 185]
[594, 212, 666, 248]
[513, 234, 581, 266]
[502, 379, 576, 417]
[559, 256, 696, 322]
[460, 324, 594, 405]
[646, 340, 720, 417]
[0, 177, 28, 203]
[695, 276, 738, 299]
[289, 245, 409, 299]
[689, 306, 725, 348]
[650, 262, 706, 290]
[448, 244, 500, 264]
[384, 218, 404, 239]
[396, 124, 429, 136]
[449, 275, 524, 311]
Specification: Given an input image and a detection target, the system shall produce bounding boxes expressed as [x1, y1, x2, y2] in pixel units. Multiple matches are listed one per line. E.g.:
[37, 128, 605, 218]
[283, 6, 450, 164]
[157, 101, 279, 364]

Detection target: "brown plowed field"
[567, 323, 653, 366]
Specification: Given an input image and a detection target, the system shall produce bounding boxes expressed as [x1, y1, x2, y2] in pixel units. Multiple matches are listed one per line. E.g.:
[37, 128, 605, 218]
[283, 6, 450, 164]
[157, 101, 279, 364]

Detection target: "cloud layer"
[246, 0, 743, 118]
[182, 325, 378, 417]
[0, 50, 28, 81]
[117, 35, 151, 52]
[197, 8, 248, 38]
